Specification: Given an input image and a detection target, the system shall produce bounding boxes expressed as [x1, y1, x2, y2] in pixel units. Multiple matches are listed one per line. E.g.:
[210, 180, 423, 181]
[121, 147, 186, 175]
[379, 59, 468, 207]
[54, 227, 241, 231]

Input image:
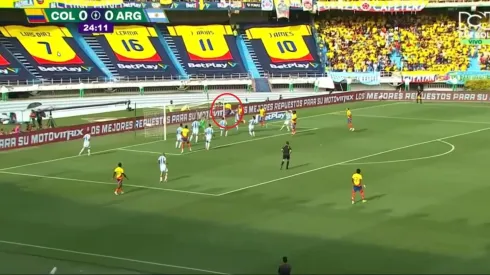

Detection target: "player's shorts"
[226, 109, 232, 116]
[353, 185, 363, 192]
[284, 120, 290, 125]
[176, 134, 182, 141]
[192, 129, 199, 135]
[181, 137, 189, 143]
[282, 154, 290, 160]
[248, 126, 254, 131]
[259, 115, 265, 122]
[116, 177, 123, 184]
[160, 165, 168, 173]
[347, 118, 352, 124]
[83, 142, 90, 148]
[417, 96, 421, 100]
[205, 135, 212, 142]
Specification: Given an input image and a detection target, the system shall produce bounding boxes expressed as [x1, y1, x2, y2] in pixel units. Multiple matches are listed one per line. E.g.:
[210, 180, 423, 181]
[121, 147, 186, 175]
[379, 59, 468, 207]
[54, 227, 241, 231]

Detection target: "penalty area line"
[0, 171, 218, 197]
[341, 140, 456, 165]
[118, 128, 320, 156]
[0, 102, 399, 171]
[0, 240, 229, 275]
[217, 127, 490, 196]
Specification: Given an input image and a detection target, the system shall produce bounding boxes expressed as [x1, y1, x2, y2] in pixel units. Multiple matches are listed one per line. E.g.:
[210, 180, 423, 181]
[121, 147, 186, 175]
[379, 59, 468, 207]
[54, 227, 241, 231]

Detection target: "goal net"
[143, 107, 167, 140]
[141, 100, 227, 140]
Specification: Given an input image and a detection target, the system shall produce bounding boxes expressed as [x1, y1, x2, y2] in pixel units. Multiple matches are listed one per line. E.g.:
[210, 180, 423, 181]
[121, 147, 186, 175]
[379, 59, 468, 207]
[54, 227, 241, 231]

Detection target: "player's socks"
[225, 131, 228, 137]
[79, 148, 84, 155]
[164, 174, 168, 182]
[287, 126, 290, 132]
[160, 176, 163, 182]
[236, 126, 238, 131]
[286, 161, 289, 169]
[175, 141, 179, 148]
[280, 161, 284, 169]
[195, 136, 198, 143]
[87, 149, 91, 156]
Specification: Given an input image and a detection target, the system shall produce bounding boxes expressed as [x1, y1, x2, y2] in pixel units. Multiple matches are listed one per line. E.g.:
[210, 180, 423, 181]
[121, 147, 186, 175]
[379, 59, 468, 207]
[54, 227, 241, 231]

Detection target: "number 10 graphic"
[277, 40, 297, 53]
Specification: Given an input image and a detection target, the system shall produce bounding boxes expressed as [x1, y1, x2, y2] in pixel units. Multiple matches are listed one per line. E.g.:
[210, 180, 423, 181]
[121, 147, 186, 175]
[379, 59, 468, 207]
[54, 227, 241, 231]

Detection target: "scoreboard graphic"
[23, 8, 168, 33]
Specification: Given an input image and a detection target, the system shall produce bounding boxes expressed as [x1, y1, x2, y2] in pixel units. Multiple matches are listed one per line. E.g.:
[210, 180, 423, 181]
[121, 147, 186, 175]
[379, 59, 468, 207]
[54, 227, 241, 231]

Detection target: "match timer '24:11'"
[78, 23, 114, 34]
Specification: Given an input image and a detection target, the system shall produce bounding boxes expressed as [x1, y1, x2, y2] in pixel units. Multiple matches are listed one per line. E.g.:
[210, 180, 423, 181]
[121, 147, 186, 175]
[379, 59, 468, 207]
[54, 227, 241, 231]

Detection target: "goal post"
[143, 105, 167, 140]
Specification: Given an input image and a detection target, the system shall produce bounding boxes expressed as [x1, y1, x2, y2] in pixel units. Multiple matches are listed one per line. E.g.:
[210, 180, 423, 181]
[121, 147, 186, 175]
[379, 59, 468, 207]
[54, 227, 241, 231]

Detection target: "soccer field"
[1, 100, 490, 274]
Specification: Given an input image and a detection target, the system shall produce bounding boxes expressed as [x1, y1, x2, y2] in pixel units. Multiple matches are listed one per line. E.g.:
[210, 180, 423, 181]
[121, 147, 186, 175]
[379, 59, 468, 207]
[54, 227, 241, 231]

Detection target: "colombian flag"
[25, 9, 48, 24]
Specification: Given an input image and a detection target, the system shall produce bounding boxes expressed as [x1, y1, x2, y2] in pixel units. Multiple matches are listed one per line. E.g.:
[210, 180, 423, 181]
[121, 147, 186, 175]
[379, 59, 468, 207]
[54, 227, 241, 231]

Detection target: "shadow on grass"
[288, 163, 310, 170]
[365, 193, 386, 201]
[354, 128, 368, 133]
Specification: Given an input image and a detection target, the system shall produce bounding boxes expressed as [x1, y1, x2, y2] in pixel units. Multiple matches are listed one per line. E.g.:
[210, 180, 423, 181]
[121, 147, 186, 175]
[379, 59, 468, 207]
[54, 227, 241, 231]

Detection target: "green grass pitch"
[1, 100, 490, 274]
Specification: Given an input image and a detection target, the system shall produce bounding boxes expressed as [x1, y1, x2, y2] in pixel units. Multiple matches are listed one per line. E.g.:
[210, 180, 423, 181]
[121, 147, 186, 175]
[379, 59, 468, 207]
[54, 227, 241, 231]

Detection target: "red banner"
[364, 91, 490, 102]
[0, 92, 364, 151]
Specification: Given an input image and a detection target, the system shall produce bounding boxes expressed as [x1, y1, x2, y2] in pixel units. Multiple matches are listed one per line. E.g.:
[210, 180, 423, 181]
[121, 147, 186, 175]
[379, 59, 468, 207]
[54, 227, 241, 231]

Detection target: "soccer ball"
[350, 128, 355, 131]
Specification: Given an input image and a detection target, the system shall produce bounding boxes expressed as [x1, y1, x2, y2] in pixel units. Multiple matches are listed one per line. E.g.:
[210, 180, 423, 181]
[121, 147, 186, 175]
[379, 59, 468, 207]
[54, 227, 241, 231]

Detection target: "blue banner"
[446, 71, 490, 85]
[329, 71, 380, 85]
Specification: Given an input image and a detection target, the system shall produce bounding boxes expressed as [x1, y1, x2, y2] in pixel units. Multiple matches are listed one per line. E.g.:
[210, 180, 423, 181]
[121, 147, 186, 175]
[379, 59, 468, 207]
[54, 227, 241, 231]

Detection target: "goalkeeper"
[199, 117, 206, 132]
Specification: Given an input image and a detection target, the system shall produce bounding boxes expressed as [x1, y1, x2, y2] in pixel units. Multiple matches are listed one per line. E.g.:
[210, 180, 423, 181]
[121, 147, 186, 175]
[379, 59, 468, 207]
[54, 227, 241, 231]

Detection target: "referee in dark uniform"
[280, 141, 292, 170]
[278, 256, 291, 275]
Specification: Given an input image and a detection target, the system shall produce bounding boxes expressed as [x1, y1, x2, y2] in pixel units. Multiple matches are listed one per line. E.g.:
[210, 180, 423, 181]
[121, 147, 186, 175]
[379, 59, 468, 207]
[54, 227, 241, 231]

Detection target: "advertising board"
[3, 90, 489, 151]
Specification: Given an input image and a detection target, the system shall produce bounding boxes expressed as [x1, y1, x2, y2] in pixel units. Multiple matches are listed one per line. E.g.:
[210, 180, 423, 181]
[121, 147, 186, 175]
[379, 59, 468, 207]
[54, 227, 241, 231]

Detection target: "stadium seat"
[316, 14, 479, 73]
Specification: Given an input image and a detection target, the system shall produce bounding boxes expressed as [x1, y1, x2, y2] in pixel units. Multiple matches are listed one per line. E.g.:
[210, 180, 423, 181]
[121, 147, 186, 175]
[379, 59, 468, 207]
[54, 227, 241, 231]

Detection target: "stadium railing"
[0, 73, 252, 87]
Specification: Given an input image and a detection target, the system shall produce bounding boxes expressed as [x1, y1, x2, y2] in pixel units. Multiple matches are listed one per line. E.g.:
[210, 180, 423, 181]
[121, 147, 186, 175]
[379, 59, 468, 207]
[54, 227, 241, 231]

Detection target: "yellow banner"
[316, 0, 428, 12]
[2, 0, 170, 8]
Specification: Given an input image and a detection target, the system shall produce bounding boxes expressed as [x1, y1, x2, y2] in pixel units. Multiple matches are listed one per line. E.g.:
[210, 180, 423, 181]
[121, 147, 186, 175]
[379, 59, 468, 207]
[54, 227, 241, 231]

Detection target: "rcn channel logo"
[458, 12, 490, 44]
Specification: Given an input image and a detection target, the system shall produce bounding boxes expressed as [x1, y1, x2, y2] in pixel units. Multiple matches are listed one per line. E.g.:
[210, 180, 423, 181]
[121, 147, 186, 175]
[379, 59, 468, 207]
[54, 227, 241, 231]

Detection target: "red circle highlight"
[210, 93, 244, 130]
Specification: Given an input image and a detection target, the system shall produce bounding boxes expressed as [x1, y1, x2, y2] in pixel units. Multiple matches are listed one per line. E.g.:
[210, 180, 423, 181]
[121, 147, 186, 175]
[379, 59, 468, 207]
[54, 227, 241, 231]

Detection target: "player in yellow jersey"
[346, 108, 354, 131]
[181, 125, 191, 153]
[113, 162, 128, 195]
[352, 168, 366, 204]
[291, 110, 297, 135]
[259, 106, 267, 127]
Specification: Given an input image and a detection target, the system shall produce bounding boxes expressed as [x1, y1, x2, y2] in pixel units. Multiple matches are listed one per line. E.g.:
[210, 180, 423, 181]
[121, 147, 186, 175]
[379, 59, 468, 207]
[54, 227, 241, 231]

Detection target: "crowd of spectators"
[316, 13, 477, 73]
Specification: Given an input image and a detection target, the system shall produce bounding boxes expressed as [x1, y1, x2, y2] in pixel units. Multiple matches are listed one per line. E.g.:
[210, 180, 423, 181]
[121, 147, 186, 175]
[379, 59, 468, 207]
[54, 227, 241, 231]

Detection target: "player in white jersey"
[204, 124, 214, 150]
[219, 118, 228, 137]
[280, 110, 292, 132]
[158, 153, 168, 182]
[79, 133, 91, 156]
[191, 120, 200, 143]
[176, 123, 183, 149]
[249, 116, 256, 137]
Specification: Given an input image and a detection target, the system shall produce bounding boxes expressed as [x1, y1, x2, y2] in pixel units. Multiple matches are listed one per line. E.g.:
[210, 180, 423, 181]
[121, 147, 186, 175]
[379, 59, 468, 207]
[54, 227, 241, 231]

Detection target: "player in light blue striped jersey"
[249, 116, 256, 137]
[205, 124, 214, 150]
[157, 153, 168, 182]
[191, 120, 200, 143]
[280, 110, 292, 132]
[219, 117, 228, 137]
[176, 123, 183, 149]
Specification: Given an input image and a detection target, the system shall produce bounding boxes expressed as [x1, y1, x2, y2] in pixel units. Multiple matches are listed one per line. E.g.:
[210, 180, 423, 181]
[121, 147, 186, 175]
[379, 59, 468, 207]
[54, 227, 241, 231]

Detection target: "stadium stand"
[0, 25, 107, 82]
[316, 13, 481, 74]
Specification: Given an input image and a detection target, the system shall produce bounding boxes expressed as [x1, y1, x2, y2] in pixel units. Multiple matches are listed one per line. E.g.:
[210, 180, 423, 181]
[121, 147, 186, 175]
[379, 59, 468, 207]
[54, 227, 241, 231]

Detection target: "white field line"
[0, 102, 401, 171]
[0, 139, 164, 171]
[334, 113, 490, 125]
[119, 128, 320, 156]
[0, 240, 229, 275]
[217, 127, 490, 196]
[0, 171, 218, 196]
[343, 140, 455, 165]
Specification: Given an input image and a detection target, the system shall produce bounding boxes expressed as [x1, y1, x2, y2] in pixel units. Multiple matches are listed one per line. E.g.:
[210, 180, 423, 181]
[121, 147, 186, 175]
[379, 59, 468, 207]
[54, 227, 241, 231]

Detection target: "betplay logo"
[188, 62, 237, 69]
[117, 64, 168, 70]
[0, 67, 19, 75]
[265, 112, 286, 121]
[38, 66, 93, 72]
[270, 62, 319, 69]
